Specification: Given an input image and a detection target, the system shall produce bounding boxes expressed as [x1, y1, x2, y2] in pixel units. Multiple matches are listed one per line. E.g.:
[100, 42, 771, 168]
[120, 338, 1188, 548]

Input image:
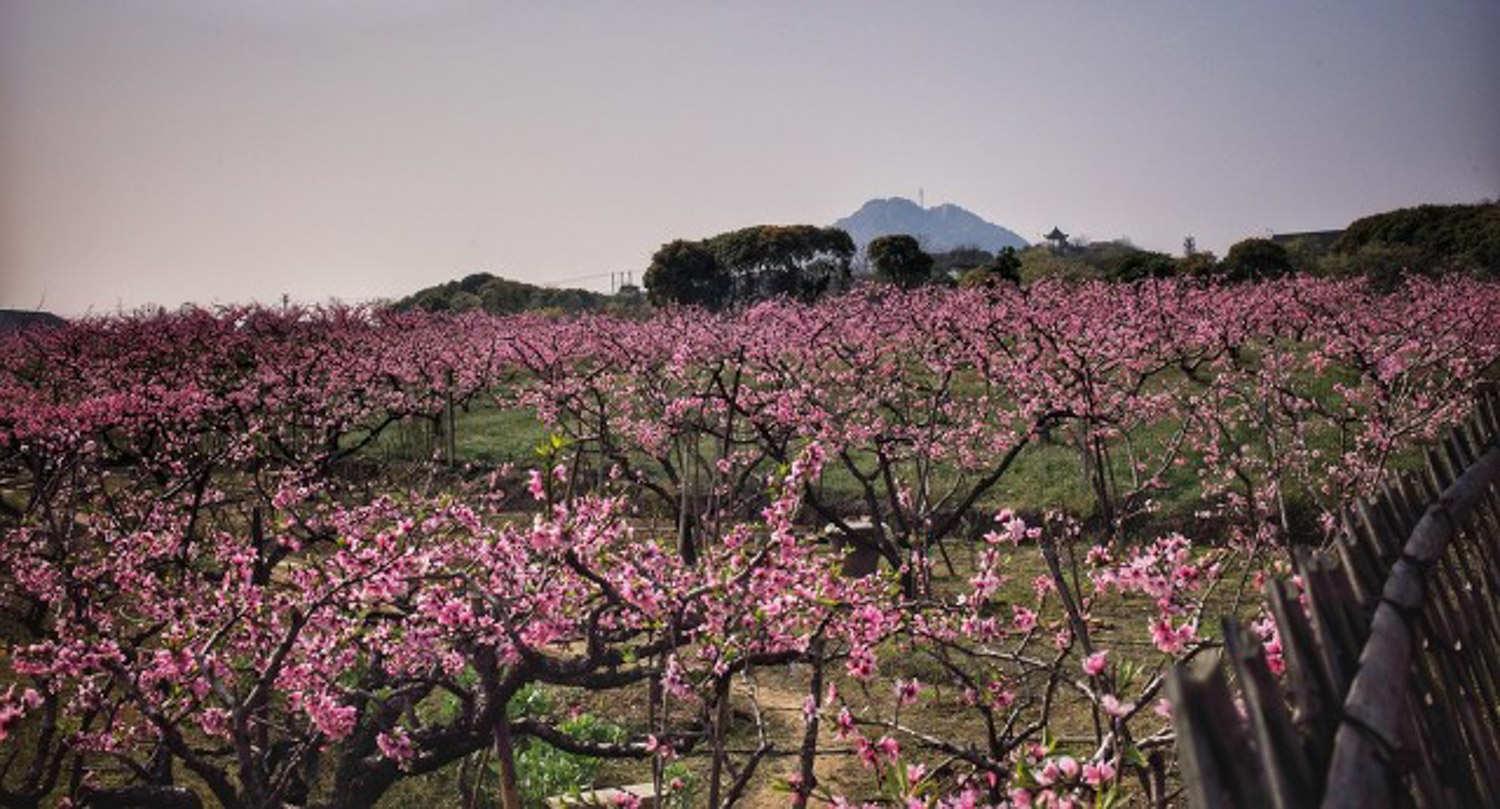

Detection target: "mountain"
[0, 309, 65, 333]
[833, 197, 1029, 254]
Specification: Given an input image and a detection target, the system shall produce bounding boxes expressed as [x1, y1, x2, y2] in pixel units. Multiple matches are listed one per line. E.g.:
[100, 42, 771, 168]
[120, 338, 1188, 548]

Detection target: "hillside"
[833, 197, 1028, 253]
[1335, 202, 1499, 276]
[394, 272, 633, 315]
[0, 309, 65, 333]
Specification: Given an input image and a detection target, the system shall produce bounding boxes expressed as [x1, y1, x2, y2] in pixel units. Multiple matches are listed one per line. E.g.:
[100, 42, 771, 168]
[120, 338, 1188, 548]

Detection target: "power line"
[541, 271, 617, 288]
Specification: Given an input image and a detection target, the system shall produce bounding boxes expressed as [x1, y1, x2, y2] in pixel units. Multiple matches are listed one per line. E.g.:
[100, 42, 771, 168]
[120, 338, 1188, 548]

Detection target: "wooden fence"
[1167, 386, 1500, 809]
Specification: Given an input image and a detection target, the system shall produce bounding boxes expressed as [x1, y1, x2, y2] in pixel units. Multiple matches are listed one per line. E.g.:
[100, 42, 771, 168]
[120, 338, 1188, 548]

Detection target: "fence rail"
[1168, 386, 1500, 809]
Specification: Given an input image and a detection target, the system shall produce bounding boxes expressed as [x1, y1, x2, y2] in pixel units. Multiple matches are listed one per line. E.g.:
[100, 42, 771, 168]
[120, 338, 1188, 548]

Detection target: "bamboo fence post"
[1320, 440, 1500, 809]
[1170, 390, 1500, 809]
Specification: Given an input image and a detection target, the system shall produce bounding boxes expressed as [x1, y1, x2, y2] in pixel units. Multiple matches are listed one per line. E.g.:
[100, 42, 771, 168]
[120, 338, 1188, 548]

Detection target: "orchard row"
[1, 276, 1496, 807]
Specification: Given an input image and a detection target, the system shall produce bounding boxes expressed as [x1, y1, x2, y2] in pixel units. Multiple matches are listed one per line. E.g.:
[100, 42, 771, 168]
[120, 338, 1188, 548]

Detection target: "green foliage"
[868, 234, 935, 289]
[1018, 245, 1095, 284]
[1335, 202, 1500, 278]
[1100, 248, 1175, 282]
[513, 714, 624, 807]
[988, 245, 1023, 283]
[1175, 251, 1219, 278]
[930, 246, 995, 278]
[957, 267, 996, 288]
[0, 309, 66, 333]
[506, 686, 627, 808]
[643, 240, 731, 310]
[395, 273, 622, 316]
[459, 272, 494, 293]
[1277, 234, 1338, 274]
[645, 225, 855, 309]
[1050, 240, 1172, 282]
[1017, 240, 1178, 284]
[1074, 240, 1136, 269]
[449, 291, 483, 312]
[704, 224, 855, 303]
[1315, 242, 1429, 291]
[958, 246, 1022, 287]
[658, 763, 700, 809]
[380, 686, 633, 809]
[1220, 238, 1293, 282]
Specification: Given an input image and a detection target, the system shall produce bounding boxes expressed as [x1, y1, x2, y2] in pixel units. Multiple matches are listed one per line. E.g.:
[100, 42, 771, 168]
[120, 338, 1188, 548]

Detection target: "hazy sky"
[3, 1, 1497, 314]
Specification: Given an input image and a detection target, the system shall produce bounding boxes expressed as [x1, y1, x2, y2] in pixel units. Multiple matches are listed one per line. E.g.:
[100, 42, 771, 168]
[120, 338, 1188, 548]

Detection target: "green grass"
[454, 405, 551, 464]
[354, 403, 549, 466]
[352, 363, 1453, 550]
[376, 398, 1214, 538]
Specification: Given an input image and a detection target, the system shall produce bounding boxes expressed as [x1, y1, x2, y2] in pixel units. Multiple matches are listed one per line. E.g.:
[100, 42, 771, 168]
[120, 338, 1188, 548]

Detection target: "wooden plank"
[1168, 657, 1240, 809]
[1169, 652, 1269, 809]
[1321, 442, 1500, 809]
[1265, 578, 1339, 768]
[1222, 618, 1317, 809]
[1168, 398, 1500, 809]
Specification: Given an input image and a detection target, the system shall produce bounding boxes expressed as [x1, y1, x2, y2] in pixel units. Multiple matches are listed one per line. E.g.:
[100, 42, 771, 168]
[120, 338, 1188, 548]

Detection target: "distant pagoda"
[1044, 226, 1069, 252]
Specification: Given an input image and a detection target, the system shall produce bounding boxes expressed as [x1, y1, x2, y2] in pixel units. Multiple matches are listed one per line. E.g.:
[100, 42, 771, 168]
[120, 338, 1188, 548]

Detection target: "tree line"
[393, 201, 1499, 315]
[644, 202, 1499, 309]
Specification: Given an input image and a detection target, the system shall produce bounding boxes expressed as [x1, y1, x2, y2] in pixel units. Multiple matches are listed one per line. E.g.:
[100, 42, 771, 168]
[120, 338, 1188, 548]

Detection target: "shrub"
[868, 234, 935, 289]
[1316, 242, 1429, 291]
[1336, 202, 1500, 277]
[1221, 238, 1293, 282]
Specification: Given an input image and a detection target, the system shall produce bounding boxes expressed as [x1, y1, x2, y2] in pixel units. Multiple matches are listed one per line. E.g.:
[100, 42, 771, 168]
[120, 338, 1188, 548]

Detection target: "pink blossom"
[1082, 650, 1109, 676]
[1012, 606, 1038, 633]
[835, 707, 858, 740]
[1101, 694, 1135, 718]
[1150, 617, 1196, 654]
[376, 729, 416, 767]
[1082, 760, 1116, 787]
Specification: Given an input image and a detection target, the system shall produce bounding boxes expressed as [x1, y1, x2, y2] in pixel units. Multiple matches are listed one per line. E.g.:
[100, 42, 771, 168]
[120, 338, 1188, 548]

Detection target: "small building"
[1044, 227, 1069, 252]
